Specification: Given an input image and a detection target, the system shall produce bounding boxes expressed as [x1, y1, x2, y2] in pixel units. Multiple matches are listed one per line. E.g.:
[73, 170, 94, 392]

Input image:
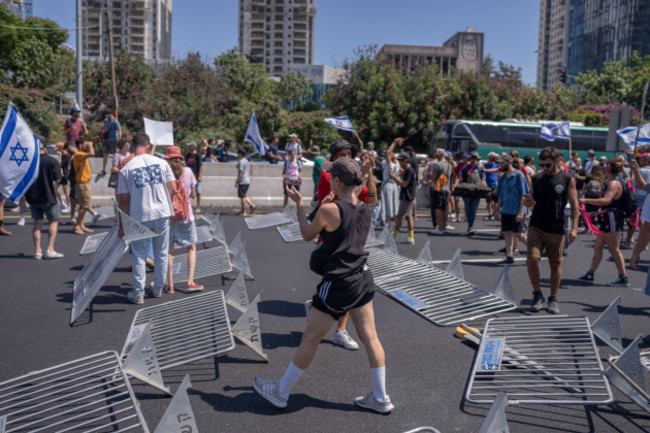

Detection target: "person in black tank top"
[253, 158, 394, 414]
[577, 158, 629, 287]
[524, 146, 579, 314]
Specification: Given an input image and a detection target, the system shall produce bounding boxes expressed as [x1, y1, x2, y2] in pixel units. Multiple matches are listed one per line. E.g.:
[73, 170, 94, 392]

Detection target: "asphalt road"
[1, 206, 650, 433]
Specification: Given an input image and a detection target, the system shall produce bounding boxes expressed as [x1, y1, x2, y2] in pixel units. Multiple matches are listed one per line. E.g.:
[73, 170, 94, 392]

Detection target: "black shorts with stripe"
[599, 209, 624, 233]
[311, 267, 376, 320]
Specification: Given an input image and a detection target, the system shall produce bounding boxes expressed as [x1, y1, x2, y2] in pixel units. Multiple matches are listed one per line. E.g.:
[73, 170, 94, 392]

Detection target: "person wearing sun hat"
[163, 146, 203, 294]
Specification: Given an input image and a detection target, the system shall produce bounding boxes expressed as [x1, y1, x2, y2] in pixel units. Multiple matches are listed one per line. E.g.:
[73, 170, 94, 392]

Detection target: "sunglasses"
[540, 163, 554, 168]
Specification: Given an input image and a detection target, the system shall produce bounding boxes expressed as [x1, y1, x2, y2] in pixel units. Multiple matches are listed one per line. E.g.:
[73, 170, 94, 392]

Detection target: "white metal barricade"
[79, 231, 108, 255]
[366, 248, 517, 326]
[174, 224, 214, 249]
[277, 223, 304, 242]
[170, 245, 231, 283]
[465, 315, 613, 405]
[0, 351, 148, 432]
[121, 291, 236, 370]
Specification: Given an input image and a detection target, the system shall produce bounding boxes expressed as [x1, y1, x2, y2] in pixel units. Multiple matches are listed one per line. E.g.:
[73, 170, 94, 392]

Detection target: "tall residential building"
[0, 0, 32, 19]
[537, 0, 650, 90]
[81, 0, 172, 61]
[238, 0, 316, 77]
[377, 28, 484, 76]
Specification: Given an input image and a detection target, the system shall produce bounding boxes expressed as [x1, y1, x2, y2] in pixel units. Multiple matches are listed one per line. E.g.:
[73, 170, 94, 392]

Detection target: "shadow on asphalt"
[258, 300, 307, 318]
[193, 388, 359, 415]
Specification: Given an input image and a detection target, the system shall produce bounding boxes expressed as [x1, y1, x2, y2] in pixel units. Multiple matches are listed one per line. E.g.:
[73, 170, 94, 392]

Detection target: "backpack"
[584, 180, 603, 199]
[465, 164, 482, 185]
[170, 179, 190, 222]
[617, 178, 638, 218]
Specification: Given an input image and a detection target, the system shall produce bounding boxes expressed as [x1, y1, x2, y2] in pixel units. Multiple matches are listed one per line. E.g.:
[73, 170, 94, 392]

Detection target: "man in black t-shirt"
[184, 142, 203, 212]
[25, 146, 63, 260]
[391, 153, 416, 244]
[523, 146, 578, 315]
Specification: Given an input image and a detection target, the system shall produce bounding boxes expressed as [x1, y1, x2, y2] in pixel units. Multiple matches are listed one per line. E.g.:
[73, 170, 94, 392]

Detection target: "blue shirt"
[483, 161, 499, 186]
[495, 169, 529, 215]
[104, 117, 121, 141]
[268, 145, 280, 164]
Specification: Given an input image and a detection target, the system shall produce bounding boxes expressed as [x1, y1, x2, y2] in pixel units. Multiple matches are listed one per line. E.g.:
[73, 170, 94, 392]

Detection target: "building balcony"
[294, 32, 307, 39]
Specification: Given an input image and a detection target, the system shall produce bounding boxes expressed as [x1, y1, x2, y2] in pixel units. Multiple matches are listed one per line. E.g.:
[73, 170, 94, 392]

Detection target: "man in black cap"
[313, 138, 377, 351]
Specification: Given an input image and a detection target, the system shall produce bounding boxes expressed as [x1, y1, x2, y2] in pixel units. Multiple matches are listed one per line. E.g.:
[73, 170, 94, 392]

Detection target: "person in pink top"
[163, 146, 204, 293]
[63, 105, 87, 144]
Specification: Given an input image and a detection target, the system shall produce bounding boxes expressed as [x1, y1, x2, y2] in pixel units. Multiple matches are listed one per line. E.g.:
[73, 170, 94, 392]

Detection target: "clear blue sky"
[36, 1, 540, 85]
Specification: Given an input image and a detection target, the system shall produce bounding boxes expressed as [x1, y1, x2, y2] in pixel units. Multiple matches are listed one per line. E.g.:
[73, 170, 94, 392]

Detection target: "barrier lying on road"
[366, 247, 517, 326]
[153, 375, 199, 433]
[79, 231, 108, 255]
[121, 291, 235, 370]
[170, 245, 231, 283]
[244, 204, 296, 230]
[0, 351, 148, 432]
[71, 225, 129, 325]
[83, 205, 115, 224]
[175, 224, 213, 249]
[605, 335, 650, 413]
[465, 315, 613, 405]
[591, 296, 623, 353]
[277, 223, 304, 243]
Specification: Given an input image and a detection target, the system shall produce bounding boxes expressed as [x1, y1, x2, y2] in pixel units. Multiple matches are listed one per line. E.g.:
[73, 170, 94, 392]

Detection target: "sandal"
[82, 227, 94, 233]
[74, 228, 85, 235]
[164, 286, 174, 294]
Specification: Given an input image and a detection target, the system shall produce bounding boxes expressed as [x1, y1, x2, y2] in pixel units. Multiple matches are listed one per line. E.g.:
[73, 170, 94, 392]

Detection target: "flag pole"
[353, 130, 363, 151]
[633, 81, 649, 156]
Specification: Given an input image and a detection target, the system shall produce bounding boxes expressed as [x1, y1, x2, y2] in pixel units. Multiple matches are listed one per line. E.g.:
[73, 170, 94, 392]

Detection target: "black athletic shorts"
[430, 189, 450, 210]
[500, 213, 524, 234]
[312, 267, 376, 320]
[237, 184, 250, 198]
[600, 209, 624, 233]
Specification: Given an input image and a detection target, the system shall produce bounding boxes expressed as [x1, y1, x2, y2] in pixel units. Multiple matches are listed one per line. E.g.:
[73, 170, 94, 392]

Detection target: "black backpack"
[617, 178, 638, 218]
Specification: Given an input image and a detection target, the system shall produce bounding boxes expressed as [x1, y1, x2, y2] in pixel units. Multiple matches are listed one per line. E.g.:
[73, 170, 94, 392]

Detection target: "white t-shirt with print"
[117, 154, 175, 222]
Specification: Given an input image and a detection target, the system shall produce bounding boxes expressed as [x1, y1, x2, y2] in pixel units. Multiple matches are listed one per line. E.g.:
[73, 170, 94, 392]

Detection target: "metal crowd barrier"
[120, 291, 236, 370]
[71, 225, 129, 325]
[83, 205, 115, 224]
[366, 248, 517, 326]
[465, 315, 613, 405]
[277, 223, 304, 243]
[170, 245, 231, 283]
[0, 351, 148, 432]
[79, 231, 108, 255]
[245, 204, 296, 230]
[174, 224, 214, 249]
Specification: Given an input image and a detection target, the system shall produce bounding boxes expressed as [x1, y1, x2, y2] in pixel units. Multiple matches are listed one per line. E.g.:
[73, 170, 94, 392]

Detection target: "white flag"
[0, 103, 40, 201]
[616, 124, 650, 147]
[143, 117, 174, 146]
[540, 121, 571, 141]
[245, 113, 268, 155]
[324, 116, 355, 132]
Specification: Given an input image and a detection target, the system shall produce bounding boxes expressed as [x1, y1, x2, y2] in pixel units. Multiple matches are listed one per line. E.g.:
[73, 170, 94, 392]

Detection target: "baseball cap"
[329, 139, 358, 159]
[403, 146, 414, 152]
[498, 154, 513, 162]
[587, 149, 596, 156]
[187, 141, 197, 148]
[470, 151, 480, 159]
[397, 153, 409, 161]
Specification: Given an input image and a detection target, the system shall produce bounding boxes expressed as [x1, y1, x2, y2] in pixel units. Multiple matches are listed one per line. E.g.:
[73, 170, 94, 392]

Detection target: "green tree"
[276, 70, 313, 111]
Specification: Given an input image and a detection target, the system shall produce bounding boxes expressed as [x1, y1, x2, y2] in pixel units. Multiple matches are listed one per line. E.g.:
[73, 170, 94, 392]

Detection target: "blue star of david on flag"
[0, 103, 40, 201]
[9, 142, 29, 167]
[324, 116, 355, 132]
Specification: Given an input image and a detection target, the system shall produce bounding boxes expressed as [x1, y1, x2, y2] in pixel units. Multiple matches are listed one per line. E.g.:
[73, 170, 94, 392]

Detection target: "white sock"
[371, 366, 387, 401]
[277, 362, 304, 396]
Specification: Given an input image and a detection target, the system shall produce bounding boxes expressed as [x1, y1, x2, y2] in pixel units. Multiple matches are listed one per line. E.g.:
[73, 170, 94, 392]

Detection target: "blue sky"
[37, 1, 539, 85]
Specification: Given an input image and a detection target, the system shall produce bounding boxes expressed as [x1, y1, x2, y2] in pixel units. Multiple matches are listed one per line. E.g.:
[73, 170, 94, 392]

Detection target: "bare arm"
[630, 160, 647, 191]
[581, 180, 621, 206]
[286, 186, 335, 241]
[190, 185, 196, 200]
[567, 177, 579, 244]
[117, 192, 130, 238]
[362, 153, 377, 205]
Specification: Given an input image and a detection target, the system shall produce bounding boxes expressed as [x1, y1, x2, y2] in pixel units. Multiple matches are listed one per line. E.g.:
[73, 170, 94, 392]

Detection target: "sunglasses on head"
[540, 163, 554, 168]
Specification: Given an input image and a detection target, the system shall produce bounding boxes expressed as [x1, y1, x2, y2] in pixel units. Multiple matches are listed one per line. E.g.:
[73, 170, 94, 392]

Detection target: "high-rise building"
[238, 0, 316, 77]
[0, 0, 32, 19]
[537, 0, 650, 90]
[377, 28, 484, 76]
[81, 0, 172, 61]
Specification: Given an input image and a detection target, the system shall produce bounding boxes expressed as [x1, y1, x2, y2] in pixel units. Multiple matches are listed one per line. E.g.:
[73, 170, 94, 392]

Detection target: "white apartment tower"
[82, 0, 172, 61]
[238, 0, 316, 77]
[536, 0, 570, 90]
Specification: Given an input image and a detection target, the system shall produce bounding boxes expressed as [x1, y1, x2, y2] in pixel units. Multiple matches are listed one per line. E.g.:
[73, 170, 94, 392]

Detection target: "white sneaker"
[149, 281, 162, 298]
[429, 229, 444, 235]
[253, 376, 288, 409]
[44, 250, 64, 259]
[126, 290, 144, 305]
[65, 218, 76, 225]
[61, 203, 71, 214]
[445, 224, 455, 230]
[354, 392, 394, 414]
[92, 213, 105, 224]
[332, 330, 359, 350]
[17, 216, 25, 226]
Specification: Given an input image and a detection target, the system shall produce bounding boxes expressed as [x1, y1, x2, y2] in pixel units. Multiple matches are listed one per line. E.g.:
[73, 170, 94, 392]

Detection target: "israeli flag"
[540, 121, 571, 141]
[244, 113, 268, 156]
[0, 103, 40, 201]
[616, 124, 650, 147]
[324, 116, 356, 132]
